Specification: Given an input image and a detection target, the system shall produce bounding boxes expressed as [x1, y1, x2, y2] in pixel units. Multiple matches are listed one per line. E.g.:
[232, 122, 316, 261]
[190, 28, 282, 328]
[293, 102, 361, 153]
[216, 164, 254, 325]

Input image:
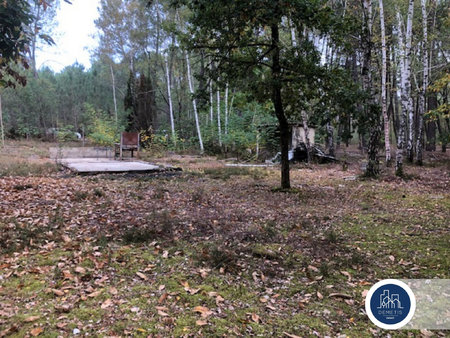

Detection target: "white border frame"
[365, 279, 416, 330]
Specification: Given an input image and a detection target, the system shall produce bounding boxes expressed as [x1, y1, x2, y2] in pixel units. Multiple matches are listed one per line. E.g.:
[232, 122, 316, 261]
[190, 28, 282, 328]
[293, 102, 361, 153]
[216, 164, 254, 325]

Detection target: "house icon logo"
[365, 279, 416, 330]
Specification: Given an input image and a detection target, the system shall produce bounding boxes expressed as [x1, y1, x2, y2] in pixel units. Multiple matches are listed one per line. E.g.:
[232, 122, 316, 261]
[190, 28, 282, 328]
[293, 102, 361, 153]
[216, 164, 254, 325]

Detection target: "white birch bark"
[217, 84, 222, 147]
[0, 93, 4, 148]
[209, 80, 214, 124]
[164, 53, 176, 145]
[110, 64, 118, 125]
[185, 52, 204, 153]
[396, 1, 414, 176]
[379, 0, 391, 165]
[225, 82, 229, 135]
[405, 0, 415, 162]
[416, 0, 428, 165]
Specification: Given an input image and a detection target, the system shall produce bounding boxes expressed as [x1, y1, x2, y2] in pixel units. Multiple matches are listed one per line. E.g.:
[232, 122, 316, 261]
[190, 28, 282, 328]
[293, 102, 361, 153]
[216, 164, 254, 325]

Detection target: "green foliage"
[0, 0, 32, 87]
[82, 103, 119, 146]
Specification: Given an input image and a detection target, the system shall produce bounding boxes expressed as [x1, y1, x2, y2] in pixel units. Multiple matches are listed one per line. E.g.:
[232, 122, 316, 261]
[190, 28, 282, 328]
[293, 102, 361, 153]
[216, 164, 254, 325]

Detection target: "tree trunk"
[416, 0, 429, 165]
[379, 0, 391, 165]
[301, 110, 311, 162]
[225, 82, 229, 136]
[110, 64, 118, 125]
[209, 80, 214, 124]
[362, 0, 380, 177]
[185, 52, 204, 153]
[396, 1, 414, 176]
[326, 121, 335, 157]
[406, 1, 416, 163]
[0, 93, 4, 147]
[217, 85, 222, 147]
[271, 22, 290, 189]
[165, 54, 176, 145]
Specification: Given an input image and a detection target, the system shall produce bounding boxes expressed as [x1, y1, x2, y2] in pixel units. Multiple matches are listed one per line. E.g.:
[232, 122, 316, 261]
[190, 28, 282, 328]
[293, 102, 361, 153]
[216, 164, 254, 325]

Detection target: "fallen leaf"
[52, 289, 64, 297]
[193, 306, 212, 318]
[389, 255, 395, 262]
[74, 266, 86, 274]
[157, 310, 169, 317]
[308, 265, 319, 272]
[101, 299, 113, 309]
[329, 293, 353, 299]
[251, 313, 260, 323]
[196, 320, 208, 326]
[30, 327, 43, 336]
[361, 289, 369, 299]
[283, 332, 301, 338]
[158, 293, 168, 304]
[340, 271, 352, 281]
[88, 290, 101, 298]
[24, 316, 40, 322]
[136, 272, 148, 280]
[61, 235, 71, 243]
[317, 291, 323, 300]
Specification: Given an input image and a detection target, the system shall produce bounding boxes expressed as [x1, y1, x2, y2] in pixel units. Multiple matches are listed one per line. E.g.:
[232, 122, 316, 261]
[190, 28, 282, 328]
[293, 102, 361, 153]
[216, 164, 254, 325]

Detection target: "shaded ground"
[0, 142, 449, 337]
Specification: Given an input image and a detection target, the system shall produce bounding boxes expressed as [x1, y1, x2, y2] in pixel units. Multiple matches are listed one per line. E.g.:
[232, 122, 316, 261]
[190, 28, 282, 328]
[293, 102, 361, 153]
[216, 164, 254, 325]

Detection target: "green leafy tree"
[174, 0, 350, 188]
[0, 0, 33, 87]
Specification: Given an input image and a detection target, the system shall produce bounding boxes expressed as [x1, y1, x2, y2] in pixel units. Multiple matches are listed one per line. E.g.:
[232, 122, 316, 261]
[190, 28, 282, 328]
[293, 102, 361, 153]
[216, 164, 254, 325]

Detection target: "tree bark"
[406, 1, 416, 163]
[110, 64, 118, 125]
[217, 85, 222, 147]
[416, 0, 428, 165]
[362, 0, 380, 177]
[165, 54, 176, 145]
[209, 79, 214, 124]
[379, 0, 391, 165]
[271, 22, 290, 189]
[396, 1, 414, 176]
[0, 93, 4, 148]
[225, 82, 229, 136]
[185, 52, 204, 153]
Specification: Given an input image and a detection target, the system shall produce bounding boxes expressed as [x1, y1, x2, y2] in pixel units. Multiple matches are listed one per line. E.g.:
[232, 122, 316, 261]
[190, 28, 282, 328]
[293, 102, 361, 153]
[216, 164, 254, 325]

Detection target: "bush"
[82, 103, 120, 146]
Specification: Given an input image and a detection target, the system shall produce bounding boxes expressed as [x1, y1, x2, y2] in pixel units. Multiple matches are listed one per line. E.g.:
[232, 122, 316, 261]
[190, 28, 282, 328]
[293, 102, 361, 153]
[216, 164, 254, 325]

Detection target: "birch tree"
[396, 0, 414, 176]
[0, 93, 4, 147]
[362, 0, 381, 177]
[225, 83, 229, 136]
[165, 53, 176, 145]
[379, 0, 391, 165]
[416, 0, 428, 165]
[185, 52, 204, 153]
[217, 85, 222, 147]
[406, 0, 416, 163]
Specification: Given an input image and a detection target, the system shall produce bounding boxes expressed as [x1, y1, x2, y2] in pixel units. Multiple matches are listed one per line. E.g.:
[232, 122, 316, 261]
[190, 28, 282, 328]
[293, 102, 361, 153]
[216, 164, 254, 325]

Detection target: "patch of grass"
[93, 188, 105, 198]
[73, 190, 88, 201]
[13, 184, 34, 191]
[203, 167, 267, 180]
[122, 226, 158, 244]
[195, 243, 238, 272]
[0, 161, 58, 177]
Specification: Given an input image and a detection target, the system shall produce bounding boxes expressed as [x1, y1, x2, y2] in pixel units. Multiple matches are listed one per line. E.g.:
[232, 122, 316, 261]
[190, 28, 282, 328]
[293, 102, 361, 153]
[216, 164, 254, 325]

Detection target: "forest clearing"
[1, 0, 449, 336]
[0, 141, 448, 336]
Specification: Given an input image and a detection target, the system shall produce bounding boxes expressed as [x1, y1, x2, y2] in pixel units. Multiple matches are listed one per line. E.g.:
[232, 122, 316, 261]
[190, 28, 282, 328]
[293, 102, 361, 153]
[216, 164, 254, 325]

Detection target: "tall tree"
[27, 0, 60, 77]
[0, 0, 33, 88]
[379, 0, 391, 165]
[396, 0, 414, 176]
[416, 0, 429, 165]
[185, 52, 204, 153]
[175, 0, 346, 188]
